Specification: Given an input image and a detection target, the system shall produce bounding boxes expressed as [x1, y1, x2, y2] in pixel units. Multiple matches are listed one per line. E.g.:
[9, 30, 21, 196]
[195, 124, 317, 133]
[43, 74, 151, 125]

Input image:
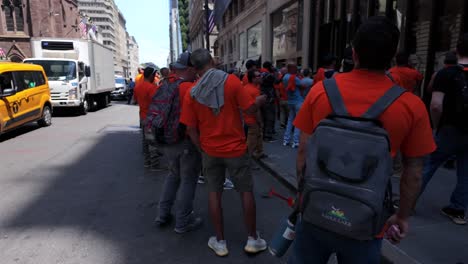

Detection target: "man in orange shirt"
[243, 69, 264, 159]
[135, 66, 145, 87]
[133, 67, 159, 168]
[181, 49, 267, 257]
[242, 59, 257, 85]
[389, 52, 423, 94]
[275, 67, 289, 128]
[290, 17, 435, 263]
[314, 54, 337, 83]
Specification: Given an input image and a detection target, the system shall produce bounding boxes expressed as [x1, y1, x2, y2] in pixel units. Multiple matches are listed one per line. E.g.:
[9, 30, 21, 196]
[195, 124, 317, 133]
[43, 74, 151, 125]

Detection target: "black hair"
[352, 16, 400, 70]
[444, 51, 458, 65]
[263, 61, 273, 70]
[227, 69, 236, 74]
[303, 69, 311, 77]
[247, 69, 258, 83]
[457, 33, 468, 57]
[143, 67, 157, 79]
[246, 60, 257, 70]
[160, 67, 170, 75]
[395, 52, 409, 66]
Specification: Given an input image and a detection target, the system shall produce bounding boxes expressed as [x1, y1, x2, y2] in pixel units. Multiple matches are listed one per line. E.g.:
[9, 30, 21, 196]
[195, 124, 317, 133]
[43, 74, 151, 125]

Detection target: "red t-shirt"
[389, 66, 423, 93]
[294, 69, 436, 158]
[243, 83, 260, 125]
[134, 81, 158, 120]
[180, 74, 255, 158]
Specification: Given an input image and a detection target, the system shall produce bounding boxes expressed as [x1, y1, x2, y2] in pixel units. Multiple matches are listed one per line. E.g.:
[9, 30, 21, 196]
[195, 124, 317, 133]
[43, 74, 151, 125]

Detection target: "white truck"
[24, 38, 115, 114]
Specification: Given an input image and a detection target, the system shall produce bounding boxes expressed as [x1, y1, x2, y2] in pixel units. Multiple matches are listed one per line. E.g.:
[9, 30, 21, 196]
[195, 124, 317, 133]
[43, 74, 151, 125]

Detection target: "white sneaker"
[244, 232, 267, 254]
[223, 178, 234, 190]
[283, 141, 289, 147]
[208, 236, 229, 257]
[291, 143, 299, 149]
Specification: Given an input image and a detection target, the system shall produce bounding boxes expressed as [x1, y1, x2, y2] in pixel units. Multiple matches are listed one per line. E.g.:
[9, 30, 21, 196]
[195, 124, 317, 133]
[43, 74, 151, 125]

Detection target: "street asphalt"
[0, 102, 297, 264]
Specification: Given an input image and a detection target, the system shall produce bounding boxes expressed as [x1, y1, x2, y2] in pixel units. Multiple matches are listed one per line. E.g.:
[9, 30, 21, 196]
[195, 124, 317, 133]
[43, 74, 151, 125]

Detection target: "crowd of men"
[130, 16, 467, 263]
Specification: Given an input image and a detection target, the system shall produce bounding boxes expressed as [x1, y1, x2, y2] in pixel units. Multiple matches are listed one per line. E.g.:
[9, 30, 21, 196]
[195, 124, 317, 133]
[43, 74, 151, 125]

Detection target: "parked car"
[110, 76, 128, 101]
[0, 62, 52, 134]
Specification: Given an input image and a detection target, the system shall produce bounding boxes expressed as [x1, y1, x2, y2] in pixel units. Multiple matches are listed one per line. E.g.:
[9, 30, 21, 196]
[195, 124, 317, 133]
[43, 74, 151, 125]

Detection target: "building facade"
[188, 0, 217, 53]
[127, 34, 139, 78]
[115, 9, 128, 76]
[0, 0, 80, 62]
[169, 0, 183, 63]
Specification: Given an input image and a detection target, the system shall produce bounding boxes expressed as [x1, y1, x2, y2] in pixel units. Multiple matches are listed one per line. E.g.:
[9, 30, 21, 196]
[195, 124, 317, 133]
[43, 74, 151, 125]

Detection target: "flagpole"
[205, 0, 210, 50]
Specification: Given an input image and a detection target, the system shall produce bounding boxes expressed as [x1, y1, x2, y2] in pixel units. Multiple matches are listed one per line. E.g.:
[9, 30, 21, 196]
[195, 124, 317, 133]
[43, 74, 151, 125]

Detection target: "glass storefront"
[247, 22, 262, 58]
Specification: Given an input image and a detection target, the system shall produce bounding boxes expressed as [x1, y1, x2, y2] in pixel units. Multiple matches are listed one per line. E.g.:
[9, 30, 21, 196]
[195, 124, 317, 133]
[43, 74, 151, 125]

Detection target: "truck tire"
[79, 99, 88, 115]
[97, 94, 110, 109]
[38, 106, 52, 127]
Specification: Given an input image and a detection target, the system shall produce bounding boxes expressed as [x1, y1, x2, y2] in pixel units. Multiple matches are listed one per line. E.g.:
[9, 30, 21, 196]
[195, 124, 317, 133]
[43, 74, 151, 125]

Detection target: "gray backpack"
[301, 78, 405, 241]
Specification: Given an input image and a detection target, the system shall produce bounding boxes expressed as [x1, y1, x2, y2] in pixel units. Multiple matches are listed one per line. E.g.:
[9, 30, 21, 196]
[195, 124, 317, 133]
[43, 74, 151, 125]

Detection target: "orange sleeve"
[242, 74, 248, 85]
[293, 84, 324, 134]
[400, 97, 436, 157]
[234, 77, 255, 111]
[180, 91, 198, 127]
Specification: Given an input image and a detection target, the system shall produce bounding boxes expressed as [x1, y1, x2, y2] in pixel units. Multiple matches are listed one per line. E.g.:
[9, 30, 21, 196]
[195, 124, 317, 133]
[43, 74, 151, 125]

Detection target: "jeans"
[289, 220, 382, 264]
[420, 126, 468, 211]
[261, 102, 276, 139]
[283, 102, 302, 145]
[158, 140, 202, 228]
[279, 100, 289, 127]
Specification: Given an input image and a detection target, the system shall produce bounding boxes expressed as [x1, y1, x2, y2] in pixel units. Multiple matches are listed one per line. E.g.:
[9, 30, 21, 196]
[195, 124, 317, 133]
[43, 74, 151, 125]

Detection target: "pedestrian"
[314, 54, 337, 83]
[242, 59, 258, 85]
[160, 67, 170, 81]
[340, 46, 355, 73]
[291, 17, 435, 263]
[259, 61, 277, 142]
[389, 52, 423, 95]
[275, 67, 289, 128]
[282, 62, 303, 149]
[244, 69, 265, 159]
[127, 77, 135, 105]
[300, 69, 313, 97]
[135, 66, 145, 87]
[418, 33, 468, 225]
[133, 66, 159, 169]
[181, 48, 267, 257]
[150, 52, 203, 233]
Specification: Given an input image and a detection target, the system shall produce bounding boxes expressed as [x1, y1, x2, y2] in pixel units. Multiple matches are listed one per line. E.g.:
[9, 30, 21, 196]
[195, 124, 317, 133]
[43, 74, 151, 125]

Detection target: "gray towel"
[190, 68, 228, 116]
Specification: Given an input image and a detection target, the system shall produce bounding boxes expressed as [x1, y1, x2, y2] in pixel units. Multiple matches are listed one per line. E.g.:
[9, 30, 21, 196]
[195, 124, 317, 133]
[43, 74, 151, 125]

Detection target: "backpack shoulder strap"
[385, 71, 396, 83]
[323, 78, 349, 116]
[361, 86, 406, 119]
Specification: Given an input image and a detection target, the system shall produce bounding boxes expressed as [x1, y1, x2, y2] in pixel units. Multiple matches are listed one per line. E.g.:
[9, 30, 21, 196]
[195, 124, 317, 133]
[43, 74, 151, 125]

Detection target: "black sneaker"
[155, 215, 173, 227]
[441, 207, 466, 225]
[174, 217, 203, 234]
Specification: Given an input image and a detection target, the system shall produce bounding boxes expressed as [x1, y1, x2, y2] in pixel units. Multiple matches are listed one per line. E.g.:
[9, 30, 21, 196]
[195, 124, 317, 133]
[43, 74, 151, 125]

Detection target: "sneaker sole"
[208, 244, 229, 257]
[244, 245, 267, 254]
[441, 210, 467, 225]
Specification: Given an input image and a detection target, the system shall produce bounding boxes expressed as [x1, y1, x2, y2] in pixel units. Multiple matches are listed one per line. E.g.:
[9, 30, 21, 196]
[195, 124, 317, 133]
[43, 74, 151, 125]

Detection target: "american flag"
[208, 9, 215, 33]
[79, 18, 87, 37]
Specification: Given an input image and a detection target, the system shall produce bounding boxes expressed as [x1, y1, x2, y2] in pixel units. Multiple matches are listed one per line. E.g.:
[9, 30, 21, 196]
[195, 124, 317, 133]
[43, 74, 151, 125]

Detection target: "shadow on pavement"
[0, 124, 41, 143]
[1, 128, 289, 264]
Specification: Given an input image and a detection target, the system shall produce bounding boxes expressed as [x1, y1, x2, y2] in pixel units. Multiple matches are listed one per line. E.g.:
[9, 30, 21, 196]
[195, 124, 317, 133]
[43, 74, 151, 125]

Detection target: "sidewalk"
[258, 132, 468, 264]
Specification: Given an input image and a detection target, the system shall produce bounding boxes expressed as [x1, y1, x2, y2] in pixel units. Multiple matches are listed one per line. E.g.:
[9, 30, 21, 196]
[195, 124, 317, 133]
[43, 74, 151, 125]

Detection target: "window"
[78, 62, 85, 80]
[0, 72, 14, 93]
[2, 0, 25, 32]
[13, 71, 45, 90]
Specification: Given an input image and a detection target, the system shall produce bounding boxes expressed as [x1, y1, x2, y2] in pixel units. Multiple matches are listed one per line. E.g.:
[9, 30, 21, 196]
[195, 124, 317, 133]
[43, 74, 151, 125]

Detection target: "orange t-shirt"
[243, 83, 260, 125]
[181, 74, 255, 158]
[135, 73, 144, 87]
[133, 81, 158, 120]
[294, 69, 436, 158]
[179, 81, 195, 111]
[389, 66, 423, 93]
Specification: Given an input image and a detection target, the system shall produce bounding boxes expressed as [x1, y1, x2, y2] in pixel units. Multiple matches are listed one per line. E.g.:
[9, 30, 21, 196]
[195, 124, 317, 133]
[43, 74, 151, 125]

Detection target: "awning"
[214, 0, 232, 23]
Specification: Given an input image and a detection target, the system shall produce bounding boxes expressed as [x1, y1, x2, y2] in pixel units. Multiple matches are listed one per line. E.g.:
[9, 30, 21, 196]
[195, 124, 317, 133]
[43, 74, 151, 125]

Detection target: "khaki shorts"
[202, 152, 253, 192]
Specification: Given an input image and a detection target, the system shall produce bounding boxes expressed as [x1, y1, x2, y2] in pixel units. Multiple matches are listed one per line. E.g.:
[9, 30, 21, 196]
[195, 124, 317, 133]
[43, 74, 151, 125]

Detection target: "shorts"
[202, 152, 253, 192]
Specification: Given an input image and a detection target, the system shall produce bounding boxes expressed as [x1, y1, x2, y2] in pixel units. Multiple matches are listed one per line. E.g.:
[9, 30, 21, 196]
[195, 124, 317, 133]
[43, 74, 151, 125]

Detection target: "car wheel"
[80, 99, 88, 115]
[38, 106, 52, 127]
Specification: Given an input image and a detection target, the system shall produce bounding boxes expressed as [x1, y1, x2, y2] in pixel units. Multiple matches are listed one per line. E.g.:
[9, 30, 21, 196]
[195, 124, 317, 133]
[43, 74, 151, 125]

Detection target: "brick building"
[0, 0, 80, 62]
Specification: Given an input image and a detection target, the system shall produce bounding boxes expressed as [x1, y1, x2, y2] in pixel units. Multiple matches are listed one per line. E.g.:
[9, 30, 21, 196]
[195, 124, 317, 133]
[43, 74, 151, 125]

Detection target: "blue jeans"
[158, 140, 202, 228]
[420, 126, 468, 211]
[289, 220, 382, 264]
[283, 102, 302, 145]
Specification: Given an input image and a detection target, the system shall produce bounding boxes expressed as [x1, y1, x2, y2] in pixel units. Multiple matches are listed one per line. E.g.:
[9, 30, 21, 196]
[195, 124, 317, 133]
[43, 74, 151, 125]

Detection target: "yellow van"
[0, 62, 52, 134]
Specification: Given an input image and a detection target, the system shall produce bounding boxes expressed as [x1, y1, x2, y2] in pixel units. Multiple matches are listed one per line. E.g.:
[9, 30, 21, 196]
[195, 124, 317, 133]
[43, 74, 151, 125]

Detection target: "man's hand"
[385, 214, 409, 244]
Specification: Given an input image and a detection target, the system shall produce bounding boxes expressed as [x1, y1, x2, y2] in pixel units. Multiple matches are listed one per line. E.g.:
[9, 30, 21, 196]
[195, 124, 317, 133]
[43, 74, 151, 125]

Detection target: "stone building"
[188, 0, 216, 53]
[127, 34, 139, 78]
[0, 0, 80, 62]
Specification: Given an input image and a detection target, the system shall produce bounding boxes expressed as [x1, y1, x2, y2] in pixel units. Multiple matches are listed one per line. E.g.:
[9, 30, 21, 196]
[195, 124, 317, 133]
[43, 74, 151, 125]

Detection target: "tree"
[178, 0, 190, 51]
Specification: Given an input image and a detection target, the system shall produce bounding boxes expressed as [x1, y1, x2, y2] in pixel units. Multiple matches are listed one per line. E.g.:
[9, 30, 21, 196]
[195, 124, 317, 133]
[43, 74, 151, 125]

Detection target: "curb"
[256, 158, 420, 264]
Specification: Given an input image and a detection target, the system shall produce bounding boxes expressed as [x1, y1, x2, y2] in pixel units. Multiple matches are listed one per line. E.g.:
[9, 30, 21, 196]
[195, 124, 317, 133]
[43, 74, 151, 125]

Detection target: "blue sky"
[114, 0, 170, 68]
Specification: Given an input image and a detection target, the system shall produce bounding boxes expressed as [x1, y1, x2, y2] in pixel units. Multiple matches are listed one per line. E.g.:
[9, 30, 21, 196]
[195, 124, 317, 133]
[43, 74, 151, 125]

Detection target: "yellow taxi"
[0, 62, 52, 134]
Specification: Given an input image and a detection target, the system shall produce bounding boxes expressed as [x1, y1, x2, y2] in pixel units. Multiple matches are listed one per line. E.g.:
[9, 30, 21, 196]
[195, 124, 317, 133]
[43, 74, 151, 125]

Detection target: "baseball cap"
[173, 52, 192, 70]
